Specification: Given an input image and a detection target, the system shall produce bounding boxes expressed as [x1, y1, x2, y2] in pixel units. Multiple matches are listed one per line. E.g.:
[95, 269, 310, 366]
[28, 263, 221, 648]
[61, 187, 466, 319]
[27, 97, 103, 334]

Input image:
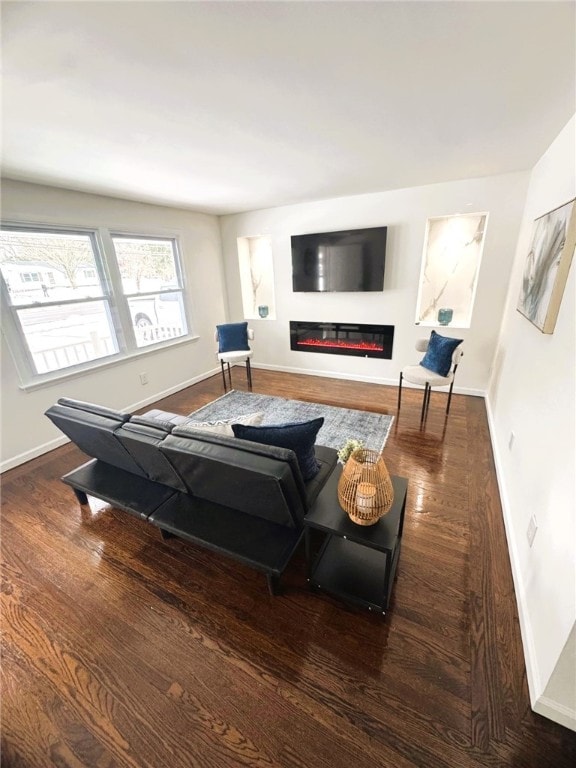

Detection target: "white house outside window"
[110, 235, 188, 349]
[0, 225, 189, 383]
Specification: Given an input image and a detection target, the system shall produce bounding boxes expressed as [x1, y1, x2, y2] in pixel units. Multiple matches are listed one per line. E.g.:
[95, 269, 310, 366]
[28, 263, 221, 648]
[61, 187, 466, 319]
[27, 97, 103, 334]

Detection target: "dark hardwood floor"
[2, 369, 575, 767]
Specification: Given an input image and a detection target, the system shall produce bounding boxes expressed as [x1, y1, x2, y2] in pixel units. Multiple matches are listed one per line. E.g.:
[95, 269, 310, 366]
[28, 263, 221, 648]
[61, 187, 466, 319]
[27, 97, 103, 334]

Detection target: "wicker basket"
[337, 448, 394, 526]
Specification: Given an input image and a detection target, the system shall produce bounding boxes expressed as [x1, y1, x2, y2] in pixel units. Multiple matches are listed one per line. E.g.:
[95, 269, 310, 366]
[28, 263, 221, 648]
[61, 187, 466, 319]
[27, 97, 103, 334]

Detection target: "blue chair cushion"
[217, 322, 249, 353]
[420, 330, 463, 377]
[232, 417, 324, 481]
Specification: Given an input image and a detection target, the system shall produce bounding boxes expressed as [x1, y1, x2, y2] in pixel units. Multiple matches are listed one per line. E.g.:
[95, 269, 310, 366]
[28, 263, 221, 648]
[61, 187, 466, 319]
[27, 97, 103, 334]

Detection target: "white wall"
[219, 172, 528, 393]
[0, 180, 227, 470]
[487, 116, 576, 730]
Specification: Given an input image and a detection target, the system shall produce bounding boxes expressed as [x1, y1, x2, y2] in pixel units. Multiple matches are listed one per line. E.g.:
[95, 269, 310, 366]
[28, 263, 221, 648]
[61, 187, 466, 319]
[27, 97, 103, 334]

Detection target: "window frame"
[0, 222, 193, 389]
[109, 231, 189, 350]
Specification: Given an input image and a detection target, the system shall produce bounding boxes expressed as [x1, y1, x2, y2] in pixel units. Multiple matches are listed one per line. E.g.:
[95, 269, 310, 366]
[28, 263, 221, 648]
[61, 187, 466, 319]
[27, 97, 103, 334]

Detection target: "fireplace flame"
[297, 338, 383, 352]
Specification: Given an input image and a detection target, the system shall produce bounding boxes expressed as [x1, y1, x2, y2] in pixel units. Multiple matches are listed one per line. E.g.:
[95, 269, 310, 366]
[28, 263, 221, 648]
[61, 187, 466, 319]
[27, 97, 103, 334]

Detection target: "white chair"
[215, 323, 254, 391]
[397, 338, 464, 423]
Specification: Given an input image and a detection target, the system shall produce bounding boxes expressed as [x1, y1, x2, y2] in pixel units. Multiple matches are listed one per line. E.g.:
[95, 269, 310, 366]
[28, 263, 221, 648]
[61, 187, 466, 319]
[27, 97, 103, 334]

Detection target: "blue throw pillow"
[232, 417, 324, 481]
[420, 330, 463, 377]
[217, 322, 249, 353]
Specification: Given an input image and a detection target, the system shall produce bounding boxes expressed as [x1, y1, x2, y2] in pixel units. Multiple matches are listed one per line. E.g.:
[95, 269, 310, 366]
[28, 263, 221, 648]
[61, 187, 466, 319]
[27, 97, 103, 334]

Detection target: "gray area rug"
[188, 391, 394, 453]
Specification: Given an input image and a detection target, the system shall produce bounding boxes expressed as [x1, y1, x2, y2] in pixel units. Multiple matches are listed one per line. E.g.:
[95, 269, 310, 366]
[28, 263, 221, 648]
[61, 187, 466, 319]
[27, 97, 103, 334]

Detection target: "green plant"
[337, 438, 364, 464]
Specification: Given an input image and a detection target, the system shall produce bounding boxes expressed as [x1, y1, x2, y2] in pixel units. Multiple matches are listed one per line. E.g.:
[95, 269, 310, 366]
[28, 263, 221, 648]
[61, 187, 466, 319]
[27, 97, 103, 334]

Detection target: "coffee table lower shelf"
[308, 534, 400, 614]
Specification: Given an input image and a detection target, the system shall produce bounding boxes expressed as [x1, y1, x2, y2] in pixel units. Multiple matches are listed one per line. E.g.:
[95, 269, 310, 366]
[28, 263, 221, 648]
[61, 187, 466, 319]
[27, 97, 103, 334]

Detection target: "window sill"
[18, 334, 199, 392]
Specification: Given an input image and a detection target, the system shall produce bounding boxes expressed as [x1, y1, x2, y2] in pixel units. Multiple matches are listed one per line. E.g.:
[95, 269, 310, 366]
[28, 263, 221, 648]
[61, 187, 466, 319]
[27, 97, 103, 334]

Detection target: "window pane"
[17, 301, 118, 374]
[112, 237, 179, 294]
[128, 292, 187, 348]
[0, 230, 103, 305]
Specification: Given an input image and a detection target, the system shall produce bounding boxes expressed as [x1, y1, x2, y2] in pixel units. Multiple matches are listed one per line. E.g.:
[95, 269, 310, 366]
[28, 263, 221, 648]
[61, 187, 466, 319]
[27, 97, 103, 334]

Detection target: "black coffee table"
[304, 465, 408, 614]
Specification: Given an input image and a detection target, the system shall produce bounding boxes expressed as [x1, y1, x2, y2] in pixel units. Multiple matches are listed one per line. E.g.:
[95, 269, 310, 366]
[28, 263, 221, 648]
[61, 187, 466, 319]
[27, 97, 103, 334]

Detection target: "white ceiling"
[2, 1, 575, 215]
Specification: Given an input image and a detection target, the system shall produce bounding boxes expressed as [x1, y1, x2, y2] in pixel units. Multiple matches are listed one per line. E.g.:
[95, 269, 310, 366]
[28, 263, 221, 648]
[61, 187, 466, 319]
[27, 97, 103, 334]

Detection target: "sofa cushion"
[420, 330, 463, 377]
[232, 418, 324, 481]
[115, 421, 188, 492]
[45, 402, 145, 476]
[186, 411, 263, 436]
[141, 409, 192, 427]
[160, 428, 308, 526]
[217, 321, 250, 353]
[129, 415, 176, 432]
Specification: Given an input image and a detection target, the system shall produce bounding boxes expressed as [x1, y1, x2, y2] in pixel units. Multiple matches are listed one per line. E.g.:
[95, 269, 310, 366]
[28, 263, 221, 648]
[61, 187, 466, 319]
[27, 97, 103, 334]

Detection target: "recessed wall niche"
[415, 212, 488, 328]
[237, 236, 276, 320]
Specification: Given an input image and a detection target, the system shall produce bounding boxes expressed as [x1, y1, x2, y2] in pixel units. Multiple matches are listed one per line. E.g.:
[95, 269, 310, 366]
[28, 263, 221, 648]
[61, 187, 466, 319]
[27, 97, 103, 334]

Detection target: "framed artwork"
[517, 198, 576, 334]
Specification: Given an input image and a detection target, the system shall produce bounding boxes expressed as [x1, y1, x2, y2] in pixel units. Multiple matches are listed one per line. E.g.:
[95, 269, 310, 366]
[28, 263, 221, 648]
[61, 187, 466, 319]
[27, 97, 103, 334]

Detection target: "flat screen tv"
[291, 226, 387, 292]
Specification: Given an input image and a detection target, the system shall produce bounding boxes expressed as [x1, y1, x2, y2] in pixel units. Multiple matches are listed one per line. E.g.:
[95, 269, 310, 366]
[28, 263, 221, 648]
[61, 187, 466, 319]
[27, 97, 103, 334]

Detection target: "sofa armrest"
[304, 445, 338, 510]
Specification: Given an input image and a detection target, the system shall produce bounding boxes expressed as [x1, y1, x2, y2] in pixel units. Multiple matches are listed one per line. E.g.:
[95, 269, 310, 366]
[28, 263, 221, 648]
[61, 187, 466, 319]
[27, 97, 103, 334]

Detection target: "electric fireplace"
[290, 321, 394, 359]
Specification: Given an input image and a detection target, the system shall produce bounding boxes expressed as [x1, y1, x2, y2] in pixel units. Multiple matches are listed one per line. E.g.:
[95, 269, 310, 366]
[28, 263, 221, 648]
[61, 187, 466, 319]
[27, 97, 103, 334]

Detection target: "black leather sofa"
[45, 398, 338, 594]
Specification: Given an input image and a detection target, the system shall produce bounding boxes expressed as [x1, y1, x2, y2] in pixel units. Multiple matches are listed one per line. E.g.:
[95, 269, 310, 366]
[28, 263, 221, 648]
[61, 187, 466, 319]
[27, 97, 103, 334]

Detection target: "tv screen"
[291, 226, 387, 292]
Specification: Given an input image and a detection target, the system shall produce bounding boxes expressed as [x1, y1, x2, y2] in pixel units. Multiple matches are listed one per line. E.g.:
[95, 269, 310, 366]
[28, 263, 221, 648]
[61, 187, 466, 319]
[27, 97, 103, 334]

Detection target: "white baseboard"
[251, 362, 485, 397]
[0, 434, 71, 473]
[123, 367, 220, 413]
[476, 396, 575, 731]
[484, 394, 544, 707]
[534, 696, 576, 733]
[0, 367, 221, 474]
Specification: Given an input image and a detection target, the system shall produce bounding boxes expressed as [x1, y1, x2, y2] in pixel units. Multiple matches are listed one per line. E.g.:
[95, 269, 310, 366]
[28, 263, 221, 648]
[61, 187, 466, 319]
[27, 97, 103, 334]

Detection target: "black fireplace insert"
[290, 321, 394, 359]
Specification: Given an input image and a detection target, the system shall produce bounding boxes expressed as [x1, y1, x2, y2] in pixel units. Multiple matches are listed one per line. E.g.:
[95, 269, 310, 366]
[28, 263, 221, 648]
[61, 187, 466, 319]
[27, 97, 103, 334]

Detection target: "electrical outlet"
[139, 372, 148, 385]
[508, 431, 515, 451]
[527, 515, 538, 547]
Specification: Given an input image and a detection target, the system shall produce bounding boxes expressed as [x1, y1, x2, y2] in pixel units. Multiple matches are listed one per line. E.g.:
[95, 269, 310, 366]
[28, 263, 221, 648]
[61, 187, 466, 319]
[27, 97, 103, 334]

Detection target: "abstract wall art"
[517, 198, 576, 334]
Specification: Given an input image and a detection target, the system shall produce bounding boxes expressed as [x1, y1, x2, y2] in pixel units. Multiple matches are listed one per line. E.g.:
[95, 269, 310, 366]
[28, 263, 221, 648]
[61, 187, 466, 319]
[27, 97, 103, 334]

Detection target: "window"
[111, 235, 188, 348]
[21, 271, 41, 282]
[0, 225, 190, 383]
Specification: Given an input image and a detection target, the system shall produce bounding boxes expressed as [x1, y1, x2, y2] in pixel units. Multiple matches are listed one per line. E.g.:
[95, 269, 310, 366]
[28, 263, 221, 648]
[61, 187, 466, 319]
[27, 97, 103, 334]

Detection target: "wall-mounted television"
[291, 226, 387, 292]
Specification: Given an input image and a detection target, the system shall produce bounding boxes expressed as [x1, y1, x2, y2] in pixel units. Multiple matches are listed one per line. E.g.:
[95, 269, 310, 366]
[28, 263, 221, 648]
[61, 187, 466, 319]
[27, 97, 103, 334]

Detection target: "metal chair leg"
[420, 383, 429, 423]
[397, 372, 403, 411]
[446, 362, 460, 414]
[227, 362, 232, 389]
[425, 384, 432, 420]
[220, 360, 227, 391]
[446, 380, 455, 413]
[246, 357, 252, 389]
